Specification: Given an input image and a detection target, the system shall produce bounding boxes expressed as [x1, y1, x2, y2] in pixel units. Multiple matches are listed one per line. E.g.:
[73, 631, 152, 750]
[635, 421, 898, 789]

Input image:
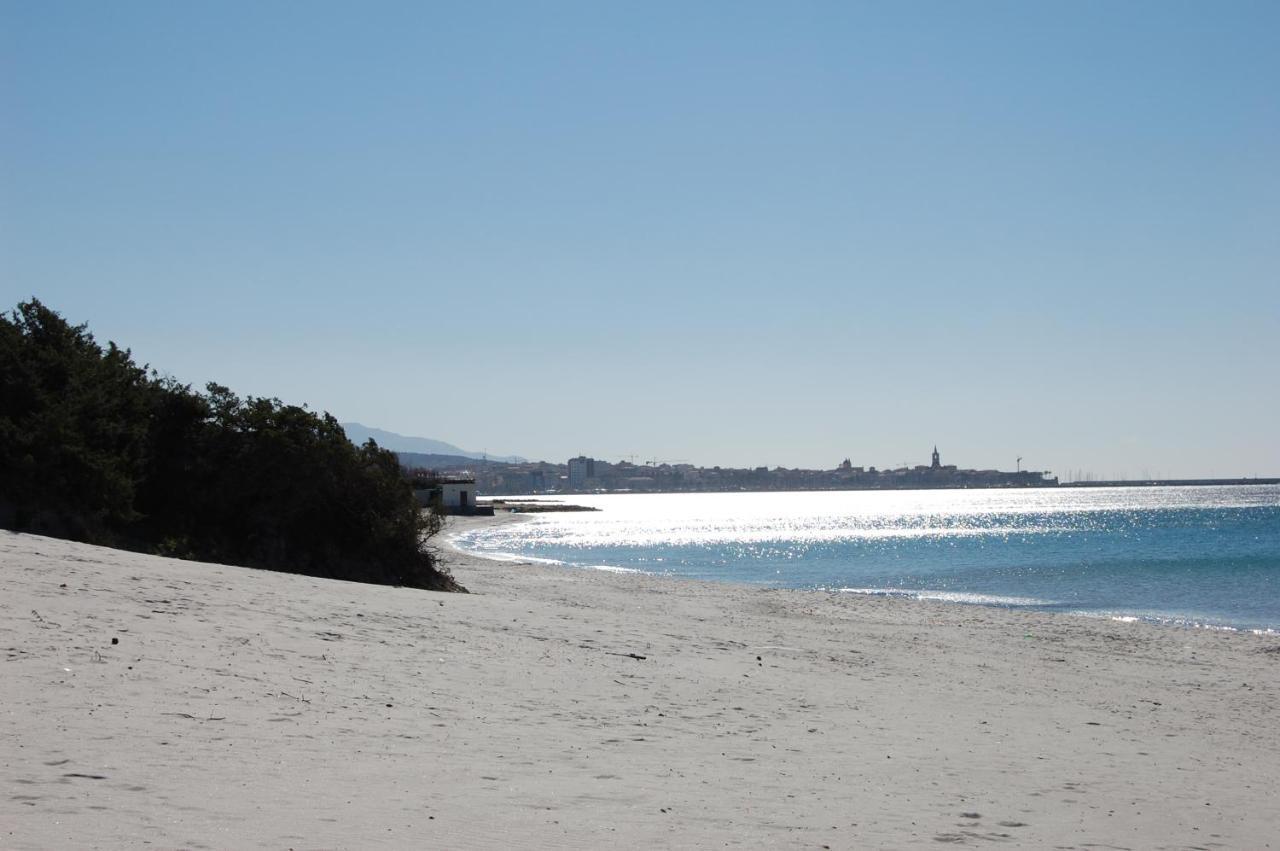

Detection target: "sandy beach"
[3, 518, 1278, 849]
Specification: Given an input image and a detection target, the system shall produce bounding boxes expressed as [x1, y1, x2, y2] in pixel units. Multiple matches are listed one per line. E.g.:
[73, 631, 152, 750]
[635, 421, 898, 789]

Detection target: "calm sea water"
[452, 486, 1280, 633]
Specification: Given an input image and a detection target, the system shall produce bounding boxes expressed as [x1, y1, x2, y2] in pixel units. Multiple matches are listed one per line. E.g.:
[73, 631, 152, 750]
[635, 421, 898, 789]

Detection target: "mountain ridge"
[341, 422, 525, 463]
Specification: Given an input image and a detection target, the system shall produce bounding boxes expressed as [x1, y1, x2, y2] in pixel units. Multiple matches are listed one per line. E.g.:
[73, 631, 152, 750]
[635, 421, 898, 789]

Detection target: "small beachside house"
[438, 478, 475, 512]
[414, 476, 490, 515]
[412, 473, 491, 514]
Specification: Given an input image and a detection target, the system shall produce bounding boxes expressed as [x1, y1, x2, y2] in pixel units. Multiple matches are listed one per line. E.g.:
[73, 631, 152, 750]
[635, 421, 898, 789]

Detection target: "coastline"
[448, 510, 1280, 635]
[3, 523, 1278, 848]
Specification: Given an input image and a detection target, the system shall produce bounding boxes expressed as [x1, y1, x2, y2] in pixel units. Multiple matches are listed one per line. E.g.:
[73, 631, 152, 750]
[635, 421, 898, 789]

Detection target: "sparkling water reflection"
[453, 486, 1280, 632]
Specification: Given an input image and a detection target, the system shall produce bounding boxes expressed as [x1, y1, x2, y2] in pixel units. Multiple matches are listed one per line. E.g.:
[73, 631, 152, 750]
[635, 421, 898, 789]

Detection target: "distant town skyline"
[359, 423, 1263, 486]
[4, 2, 1277, 479]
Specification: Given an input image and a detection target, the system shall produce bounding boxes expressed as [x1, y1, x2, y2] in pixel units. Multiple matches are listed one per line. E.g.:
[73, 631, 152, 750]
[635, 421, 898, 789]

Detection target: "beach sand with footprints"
[3, 517, 1278, 849]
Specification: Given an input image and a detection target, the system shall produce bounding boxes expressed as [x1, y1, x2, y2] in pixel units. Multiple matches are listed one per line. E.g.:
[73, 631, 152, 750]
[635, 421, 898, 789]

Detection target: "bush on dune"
[0, 298, 462, 592]
[0, 300, 152, 539]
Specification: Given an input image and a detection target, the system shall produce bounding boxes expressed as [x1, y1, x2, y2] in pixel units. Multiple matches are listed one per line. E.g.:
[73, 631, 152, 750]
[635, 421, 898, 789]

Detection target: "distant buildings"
[416, 447, 1057, 497]
[568, 456, 596, 489]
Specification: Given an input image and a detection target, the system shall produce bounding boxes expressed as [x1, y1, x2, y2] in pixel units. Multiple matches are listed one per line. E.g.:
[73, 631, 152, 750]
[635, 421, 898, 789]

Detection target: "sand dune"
[3, 520, 1278, 849]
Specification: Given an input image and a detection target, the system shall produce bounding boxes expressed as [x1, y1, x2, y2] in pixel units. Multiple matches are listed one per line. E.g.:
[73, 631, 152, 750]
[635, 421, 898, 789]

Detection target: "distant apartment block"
[568, 456, 596, 489]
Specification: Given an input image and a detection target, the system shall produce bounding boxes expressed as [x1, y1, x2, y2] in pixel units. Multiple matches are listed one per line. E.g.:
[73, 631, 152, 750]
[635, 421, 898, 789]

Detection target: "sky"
[3, 1, 1277, 478]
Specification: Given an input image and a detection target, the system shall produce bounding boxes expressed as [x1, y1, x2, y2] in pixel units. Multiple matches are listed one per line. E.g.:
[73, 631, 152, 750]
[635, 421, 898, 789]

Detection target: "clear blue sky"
[3, 1, 1277, 478]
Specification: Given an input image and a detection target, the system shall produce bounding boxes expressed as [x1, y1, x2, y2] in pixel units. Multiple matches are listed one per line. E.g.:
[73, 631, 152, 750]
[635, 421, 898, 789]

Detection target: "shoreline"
[446, 512, 1280, 637]
[3, 527, 1279, 848]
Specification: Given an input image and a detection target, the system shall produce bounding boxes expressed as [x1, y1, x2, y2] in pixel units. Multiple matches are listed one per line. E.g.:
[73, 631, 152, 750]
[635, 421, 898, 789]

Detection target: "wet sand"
[2, 520, 1278, 849]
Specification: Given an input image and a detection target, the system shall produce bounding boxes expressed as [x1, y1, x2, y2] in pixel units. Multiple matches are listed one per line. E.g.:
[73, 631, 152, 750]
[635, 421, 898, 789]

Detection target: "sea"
[451, 486, 1280, 634]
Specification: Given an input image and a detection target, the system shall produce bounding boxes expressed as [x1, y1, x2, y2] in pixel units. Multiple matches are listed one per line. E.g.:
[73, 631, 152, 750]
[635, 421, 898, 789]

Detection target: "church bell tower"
[931, 445, 941, 469]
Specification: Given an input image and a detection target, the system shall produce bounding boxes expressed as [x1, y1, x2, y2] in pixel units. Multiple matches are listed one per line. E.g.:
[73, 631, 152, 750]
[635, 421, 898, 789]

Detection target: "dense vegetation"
[0, 299, 462, 591]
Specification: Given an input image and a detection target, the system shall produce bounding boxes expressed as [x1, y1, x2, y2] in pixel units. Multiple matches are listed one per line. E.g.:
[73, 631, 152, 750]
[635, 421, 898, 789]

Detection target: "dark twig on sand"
[161, 712, 226, 721]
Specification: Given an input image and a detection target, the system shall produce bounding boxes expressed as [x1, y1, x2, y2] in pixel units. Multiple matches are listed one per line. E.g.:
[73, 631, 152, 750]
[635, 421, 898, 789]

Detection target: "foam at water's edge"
[450, 533, 648, 574]
[828, 587, 1280, 635]
[1079, 611, 1279, 636]
[468, 549, 569, 567]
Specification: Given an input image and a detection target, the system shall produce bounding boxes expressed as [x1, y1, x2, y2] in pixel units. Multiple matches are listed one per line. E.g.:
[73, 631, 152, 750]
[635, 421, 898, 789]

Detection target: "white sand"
[3, 519, 1278, 849]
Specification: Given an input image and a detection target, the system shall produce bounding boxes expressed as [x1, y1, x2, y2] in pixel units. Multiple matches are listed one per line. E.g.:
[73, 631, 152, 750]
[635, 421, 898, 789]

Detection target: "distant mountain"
[394, 451, 513, 471]
[341, 423, 525, 463]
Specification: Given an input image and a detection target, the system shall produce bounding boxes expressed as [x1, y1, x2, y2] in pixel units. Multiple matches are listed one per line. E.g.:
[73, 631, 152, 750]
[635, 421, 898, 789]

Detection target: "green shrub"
[1, 299, 462, 592]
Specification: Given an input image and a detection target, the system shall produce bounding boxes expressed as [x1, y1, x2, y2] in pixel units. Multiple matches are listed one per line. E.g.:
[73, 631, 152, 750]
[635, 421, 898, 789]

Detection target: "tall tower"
[931, 445, 941, 469]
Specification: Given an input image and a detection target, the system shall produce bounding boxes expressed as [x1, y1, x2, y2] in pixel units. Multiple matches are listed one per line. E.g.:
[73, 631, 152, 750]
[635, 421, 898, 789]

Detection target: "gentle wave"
[450, 540, 569, 567]
[1081, 611, 1280, 635]
[451, 534, 647, 574]
[829, 587, 1056, 607]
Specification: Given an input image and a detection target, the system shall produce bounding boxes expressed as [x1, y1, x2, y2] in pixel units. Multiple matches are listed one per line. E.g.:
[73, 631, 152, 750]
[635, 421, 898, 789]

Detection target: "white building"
[438, 478, 475, 511]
